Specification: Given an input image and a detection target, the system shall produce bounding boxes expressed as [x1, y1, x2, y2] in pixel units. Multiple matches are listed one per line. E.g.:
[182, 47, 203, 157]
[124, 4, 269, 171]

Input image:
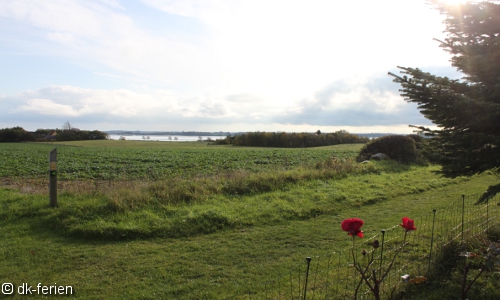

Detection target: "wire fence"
[233, 194, 500, 299]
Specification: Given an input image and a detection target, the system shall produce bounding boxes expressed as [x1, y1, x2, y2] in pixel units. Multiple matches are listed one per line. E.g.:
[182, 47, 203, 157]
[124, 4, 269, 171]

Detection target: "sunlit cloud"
[17, 99, 80, 116]
[0, 0, 461, 132]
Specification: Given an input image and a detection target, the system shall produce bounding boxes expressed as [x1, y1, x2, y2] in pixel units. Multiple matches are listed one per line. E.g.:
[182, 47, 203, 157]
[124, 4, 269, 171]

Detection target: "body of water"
[108, 135, 227, 142]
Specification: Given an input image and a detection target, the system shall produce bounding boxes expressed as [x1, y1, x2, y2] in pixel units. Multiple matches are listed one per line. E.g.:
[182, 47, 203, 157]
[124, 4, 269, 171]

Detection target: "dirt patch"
[0, 177, 149, 196]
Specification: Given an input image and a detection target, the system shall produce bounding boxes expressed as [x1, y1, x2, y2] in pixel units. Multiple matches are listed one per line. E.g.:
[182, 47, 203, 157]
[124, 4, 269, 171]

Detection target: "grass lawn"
[0, 141, 498, 299]
[1, 163, 498, 299]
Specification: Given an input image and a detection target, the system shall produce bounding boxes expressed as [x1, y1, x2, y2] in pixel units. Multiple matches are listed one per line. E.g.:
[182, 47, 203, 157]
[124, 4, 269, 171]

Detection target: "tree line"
[214, 130, 368, 147]
[0, 126, 108, 142]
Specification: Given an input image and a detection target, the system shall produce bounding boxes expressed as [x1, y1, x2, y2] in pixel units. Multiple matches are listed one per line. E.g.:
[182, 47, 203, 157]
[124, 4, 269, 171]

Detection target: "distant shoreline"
[105, 131, 233, 137]
[105, 131, 398, 139]
[107, 134, 227, 142]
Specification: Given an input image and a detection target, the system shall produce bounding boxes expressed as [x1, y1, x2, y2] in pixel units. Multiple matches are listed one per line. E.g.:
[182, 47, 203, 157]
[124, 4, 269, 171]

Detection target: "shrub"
[407, 134, 425, 149]
[356, 135, 418, 164]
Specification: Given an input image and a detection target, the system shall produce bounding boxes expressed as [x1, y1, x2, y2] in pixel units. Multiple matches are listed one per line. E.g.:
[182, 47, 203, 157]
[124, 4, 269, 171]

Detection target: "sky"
[0, 0, 465, 133]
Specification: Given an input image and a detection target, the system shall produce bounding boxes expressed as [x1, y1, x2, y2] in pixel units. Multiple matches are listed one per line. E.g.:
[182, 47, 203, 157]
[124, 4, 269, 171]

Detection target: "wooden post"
[49, 148, 57, 207]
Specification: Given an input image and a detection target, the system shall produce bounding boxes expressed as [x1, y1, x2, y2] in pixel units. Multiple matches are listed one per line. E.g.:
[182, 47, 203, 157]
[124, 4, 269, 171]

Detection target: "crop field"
[0, 141, 361, 180]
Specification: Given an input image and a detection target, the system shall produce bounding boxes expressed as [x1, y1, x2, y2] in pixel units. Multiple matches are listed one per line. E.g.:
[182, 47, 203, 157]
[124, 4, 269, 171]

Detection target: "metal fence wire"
[232, 194, 500, 300]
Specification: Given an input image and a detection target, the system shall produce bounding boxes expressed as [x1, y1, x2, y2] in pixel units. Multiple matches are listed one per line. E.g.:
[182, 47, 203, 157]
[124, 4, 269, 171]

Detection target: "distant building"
[45, 131, 57, 140]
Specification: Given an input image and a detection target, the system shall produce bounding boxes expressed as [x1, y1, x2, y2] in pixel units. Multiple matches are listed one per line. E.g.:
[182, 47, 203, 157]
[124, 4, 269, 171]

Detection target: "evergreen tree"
[389, 1, 500, 202]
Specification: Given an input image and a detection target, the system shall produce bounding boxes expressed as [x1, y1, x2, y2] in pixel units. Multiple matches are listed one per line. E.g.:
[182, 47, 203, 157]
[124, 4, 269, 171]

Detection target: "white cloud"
[1, 71, 434, 131]
[97, 0, 124, 9]
[140, 0, 236, 26]
[1, 0, 454, 94]
[2, 85, 241, 121]
[271, 75, 434, 127]
[0, 0, 223, 88]
[46, 32, 77, 45]
[137, 0, 454, 108]
[0, 0, 462, 132]
[17, 98, 80, 116]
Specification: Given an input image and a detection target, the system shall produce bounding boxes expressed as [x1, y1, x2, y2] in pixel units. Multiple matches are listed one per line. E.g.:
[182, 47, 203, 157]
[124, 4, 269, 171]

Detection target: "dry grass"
[1, 157, 378, 212]
[0, 177, 147, 196]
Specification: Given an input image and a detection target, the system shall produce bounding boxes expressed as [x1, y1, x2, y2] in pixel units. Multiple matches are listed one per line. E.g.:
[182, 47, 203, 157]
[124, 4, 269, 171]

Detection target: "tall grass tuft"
[107, 186, 154, 211]
[106, 158, 378, 209]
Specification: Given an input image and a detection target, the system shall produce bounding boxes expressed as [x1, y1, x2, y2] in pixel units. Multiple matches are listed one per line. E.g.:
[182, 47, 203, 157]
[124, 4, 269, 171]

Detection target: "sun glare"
[439, 0, 468, 5]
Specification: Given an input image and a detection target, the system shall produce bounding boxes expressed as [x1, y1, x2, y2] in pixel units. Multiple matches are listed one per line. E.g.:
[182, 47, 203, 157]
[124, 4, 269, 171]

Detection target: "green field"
[0, 141, 360, 180]
[0, 141, 498, 299]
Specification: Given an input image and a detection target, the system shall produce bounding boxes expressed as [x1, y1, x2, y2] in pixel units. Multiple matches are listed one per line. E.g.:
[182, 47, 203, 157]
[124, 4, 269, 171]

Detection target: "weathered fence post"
[428, 209, 437, 272]
[336, 252, 341, 299]
[303, 257, 311, 300]
[324, 254, 332, 298]
[461, 195, 465, 244]
[379, 229, 386, 276]
[486, 197, 489, 235]
[49, 148, 57, 207]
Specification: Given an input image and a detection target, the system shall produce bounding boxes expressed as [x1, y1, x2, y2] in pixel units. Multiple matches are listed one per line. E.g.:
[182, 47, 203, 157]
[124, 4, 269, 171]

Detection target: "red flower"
[341, 218, 364, 238]
[400, 217, 417, 231]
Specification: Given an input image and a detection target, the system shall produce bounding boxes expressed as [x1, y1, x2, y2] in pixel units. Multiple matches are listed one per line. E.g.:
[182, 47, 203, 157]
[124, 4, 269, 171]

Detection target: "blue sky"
[0, 0, 463, 133]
